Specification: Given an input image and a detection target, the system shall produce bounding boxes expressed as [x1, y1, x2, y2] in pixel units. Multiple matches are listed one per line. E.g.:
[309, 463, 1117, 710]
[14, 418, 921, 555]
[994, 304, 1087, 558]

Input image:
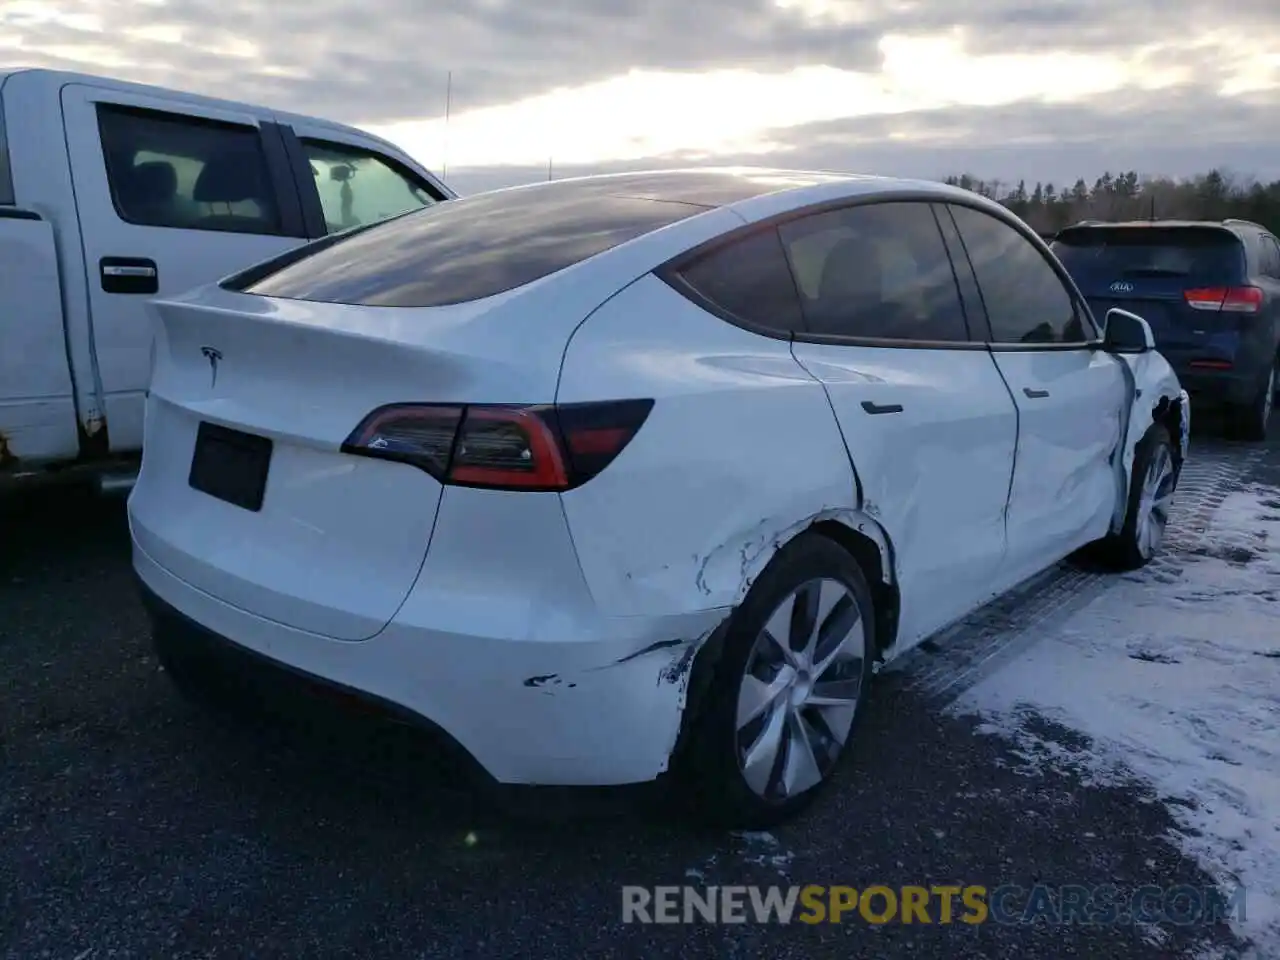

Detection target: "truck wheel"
[678, 533, 874, 829]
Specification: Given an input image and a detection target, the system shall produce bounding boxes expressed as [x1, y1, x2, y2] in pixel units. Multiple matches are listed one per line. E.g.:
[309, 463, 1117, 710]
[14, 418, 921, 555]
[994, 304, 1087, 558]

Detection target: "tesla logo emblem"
[200, 346, 222, 388]
[1109, 281, 1134, 293]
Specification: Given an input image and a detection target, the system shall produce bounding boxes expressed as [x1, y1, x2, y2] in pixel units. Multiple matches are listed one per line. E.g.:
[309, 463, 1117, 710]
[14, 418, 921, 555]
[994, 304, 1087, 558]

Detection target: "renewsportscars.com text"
[621, 884, 1246, 926]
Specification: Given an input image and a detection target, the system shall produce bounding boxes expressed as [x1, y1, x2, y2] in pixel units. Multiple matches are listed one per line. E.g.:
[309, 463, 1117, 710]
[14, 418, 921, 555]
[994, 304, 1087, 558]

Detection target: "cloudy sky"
[3, 0, 1278, 194]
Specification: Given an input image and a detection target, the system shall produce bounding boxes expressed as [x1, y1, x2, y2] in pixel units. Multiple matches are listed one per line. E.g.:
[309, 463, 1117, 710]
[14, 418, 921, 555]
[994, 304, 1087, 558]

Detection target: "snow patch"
[957, 484, 1280, 953]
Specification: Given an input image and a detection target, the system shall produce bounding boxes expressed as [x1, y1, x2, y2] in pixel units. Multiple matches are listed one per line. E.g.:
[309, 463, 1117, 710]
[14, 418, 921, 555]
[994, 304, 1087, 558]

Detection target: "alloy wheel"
[1135, 443, 1176, 560]
[735, 578, 867, 801]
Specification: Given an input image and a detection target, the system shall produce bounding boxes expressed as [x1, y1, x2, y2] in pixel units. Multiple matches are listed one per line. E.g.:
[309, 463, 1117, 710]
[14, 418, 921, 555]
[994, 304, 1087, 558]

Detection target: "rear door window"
[1051, 226, 1246, 286]
[776, 200, 971, 342]
[299, 139, 441, 234]
[97, 105, 284, 236]
[242, 183, 705, 306]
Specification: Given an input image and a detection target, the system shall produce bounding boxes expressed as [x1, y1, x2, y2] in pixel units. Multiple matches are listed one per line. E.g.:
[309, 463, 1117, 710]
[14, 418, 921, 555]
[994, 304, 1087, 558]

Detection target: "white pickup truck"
[0, 68, 454, 490]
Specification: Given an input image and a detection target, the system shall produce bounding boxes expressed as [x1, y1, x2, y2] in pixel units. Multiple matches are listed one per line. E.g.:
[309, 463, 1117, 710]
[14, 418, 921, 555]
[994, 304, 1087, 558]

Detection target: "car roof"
[480, 167, 1009, 218]
[1059, 219, 1260, 236]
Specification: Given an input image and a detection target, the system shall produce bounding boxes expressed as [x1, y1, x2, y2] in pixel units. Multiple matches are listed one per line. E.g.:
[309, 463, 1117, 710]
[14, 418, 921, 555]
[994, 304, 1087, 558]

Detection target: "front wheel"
[1093, 424, 1177, 571]
[677, 533, 875, 829]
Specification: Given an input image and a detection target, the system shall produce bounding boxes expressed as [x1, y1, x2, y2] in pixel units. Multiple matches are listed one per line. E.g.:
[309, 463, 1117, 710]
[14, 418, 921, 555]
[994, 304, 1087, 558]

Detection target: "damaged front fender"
[1111, 350, 1187, 532]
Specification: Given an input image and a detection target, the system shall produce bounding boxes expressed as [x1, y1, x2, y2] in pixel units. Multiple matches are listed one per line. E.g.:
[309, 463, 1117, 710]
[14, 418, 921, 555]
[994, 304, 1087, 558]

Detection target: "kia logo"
[1109, 281, 1134, 293]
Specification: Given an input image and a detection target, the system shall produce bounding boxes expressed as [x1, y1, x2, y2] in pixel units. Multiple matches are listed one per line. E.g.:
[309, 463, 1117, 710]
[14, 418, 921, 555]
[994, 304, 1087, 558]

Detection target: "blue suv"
[1052, 219, 1280, 440]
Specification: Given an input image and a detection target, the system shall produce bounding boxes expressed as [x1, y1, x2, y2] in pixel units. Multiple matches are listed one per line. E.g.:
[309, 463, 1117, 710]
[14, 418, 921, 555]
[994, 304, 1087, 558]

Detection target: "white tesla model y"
[130, 169, 1190, 826]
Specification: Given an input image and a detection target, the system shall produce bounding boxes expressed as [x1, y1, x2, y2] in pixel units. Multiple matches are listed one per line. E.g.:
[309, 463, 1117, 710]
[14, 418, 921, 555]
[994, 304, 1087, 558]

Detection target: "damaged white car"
[129, 169, 1189, 827]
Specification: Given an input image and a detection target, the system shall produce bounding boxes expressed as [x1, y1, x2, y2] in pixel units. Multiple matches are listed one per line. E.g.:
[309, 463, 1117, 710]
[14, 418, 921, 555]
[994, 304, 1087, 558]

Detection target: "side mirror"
[1103, 308, 1155, 354]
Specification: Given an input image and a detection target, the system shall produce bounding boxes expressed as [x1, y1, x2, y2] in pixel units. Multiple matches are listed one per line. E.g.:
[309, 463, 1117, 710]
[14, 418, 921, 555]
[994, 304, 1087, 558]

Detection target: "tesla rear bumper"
[133, 539, 728, 787]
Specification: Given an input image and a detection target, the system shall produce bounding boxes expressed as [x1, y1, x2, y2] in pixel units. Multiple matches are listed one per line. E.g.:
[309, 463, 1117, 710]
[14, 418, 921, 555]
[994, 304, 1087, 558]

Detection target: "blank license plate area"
[188, 421, 273, 512]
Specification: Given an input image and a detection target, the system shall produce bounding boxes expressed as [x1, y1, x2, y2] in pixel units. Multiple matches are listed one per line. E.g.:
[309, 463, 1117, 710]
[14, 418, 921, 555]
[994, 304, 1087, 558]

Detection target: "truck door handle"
[861, 401, 904, 415]
[1023, 388, 1050, 399]
[101, 257, 159, 295]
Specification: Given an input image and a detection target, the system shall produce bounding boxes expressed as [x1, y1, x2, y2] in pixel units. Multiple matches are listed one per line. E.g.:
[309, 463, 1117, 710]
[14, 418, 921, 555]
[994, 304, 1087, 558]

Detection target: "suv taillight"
[341, 399, 654, 491]
[1184, 286, 1263, 314]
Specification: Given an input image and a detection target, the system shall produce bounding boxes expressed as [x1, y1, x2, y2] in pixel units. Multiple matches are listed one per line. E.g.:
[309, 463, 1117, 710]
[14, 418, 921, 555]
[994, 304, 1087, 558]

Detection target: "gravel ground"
[2, 418, 1274, 960]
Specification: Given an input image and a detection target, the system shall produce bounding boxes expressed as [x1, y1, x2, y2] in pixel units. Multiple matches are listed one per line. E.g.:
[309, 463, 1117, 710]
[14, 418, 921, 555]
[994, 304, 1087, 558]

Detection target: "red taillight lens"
[342, 399, 653, 491]
[449, 406, 569, 490]
[1184, 286, 1263, 314]
[342, 404, 463, 476]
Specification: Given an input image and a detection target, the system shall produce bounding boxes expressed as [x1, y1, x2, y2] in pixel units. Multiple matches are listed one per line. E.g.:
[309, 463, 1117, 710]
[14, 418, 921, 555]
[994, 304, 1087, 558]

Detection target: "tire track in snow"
[881, 442, 1265, 707]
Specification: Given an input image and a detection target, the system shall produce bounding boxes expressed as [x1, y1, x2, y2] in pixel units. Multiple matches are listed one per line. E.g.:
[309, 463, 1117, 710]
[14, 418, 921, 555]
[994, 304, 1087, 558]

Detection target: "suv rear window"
[0, 88, 14, 205]
[241, 183, 706, 307]
[1051, 226, 1245, 284]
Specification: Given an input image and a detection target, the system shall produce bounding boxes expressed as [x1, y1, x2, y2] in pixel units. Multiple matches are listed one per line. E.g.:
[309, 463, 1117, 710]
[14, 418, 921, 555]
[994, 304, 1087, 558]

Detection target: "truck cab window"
[96, 105, 283, 236]
[299, 139, 439, 234]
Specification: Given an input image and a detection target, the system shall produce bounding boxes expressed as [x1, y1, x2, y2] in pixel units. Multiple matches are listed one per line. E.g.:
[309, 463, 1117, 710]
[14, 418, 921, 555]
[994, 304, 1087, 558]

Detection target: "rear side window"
[0, 89, 13, 205]
[777, 201, 970, 342]
[950, 204, 1087, 345]
[1051, 226, 1245, 285]
[673, 227, 804, 335]
[97, 105, 283, 236]
[243, 186, 702, 307]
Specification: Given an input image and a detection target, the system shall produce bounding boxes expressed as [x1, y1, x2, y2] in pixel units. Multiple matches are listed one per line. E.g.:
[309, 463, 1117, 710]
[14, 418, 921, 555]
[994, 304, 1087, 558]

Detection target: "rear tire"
[1093, 424, 1177, 571]
[152, 626, 246, 718]
[677, 533, 875, 829]
[1227, 363, 1274, 442]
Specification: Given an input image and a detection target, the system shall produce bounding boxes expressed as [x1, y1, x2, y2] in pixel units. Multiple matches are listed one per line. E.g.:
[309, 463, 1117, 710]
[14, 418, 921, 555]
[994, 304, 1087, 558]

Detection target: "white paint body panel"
[790, 343, 1018, 650]
[0, 67, 449, 474]
[556, 273, 859, 619]
[989, 348, 1129, 582]
[1118, 348, 1187, 478]
[127, 171, 1191, 787]
[0, 216, 78, 462]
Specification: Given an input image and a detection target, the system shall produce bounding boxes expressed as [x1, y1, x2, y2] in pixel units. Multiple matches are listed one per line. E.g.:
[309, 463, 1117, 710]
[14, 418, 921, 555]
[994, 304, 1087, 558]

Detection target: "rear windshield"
[1051, 227, 1244, 284]
[0, 86, 14, 205]
[240, 183, 706, 307]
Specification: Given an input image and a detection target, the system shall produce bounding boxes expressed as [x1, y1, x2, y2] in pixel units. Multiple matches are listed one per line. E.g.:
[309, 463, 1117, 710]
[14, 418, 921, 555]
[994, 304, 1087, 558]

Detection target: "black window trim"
[658, 191, 1011, 352]
[0, 76, 13, 206]
[94, 101, 306, 239]
[931, 201, 993, 342]
[943, 200, 1103, 353]
[287, 130, 450, 241]
[659, 222, 805, 343]
[274, 123, 328, 239]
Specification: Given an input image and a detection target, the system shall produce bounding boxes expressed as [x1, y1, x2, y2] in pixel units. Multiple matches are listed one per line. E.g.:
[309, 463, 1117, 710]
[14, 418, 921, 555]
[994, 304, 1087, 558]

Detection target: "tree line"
[941, 169, 1280, 237]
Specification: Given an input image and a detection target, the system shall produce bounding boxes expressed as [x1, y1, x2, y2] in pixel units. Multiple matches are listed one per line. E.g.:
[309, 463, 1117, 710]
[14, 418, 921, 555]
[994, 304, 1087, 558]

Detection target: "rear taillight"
[341, 399, 654, 491]
[1184, 286, 1263, 314]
